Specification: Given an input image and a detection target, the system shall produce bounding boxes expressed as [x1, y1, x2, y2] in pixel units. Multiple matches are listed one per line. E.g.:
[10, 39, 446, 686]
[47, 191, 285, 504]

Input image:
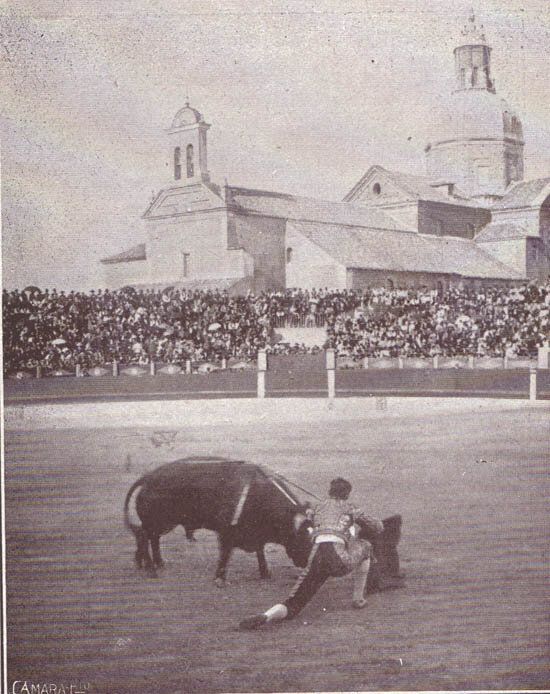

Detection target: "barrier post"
[326, 349, 336, 399]
[537, 344, 549, 369]
[529, 367, 537, 401]
[36, 365, 42, 379]
[150, 360, 156, 376]
[503, 354, 509, 370]
[433, 355, 439, 369]
[112, 361, 118, 377]
[185, 359, 192, 374]
[468, 355, 475, 369]
[398, 356, 404, 369]
[75, 364, 81, 378]
[257, 349, 267, 399]
[362, 356, 369, 370]
[221, 357, 227, 370]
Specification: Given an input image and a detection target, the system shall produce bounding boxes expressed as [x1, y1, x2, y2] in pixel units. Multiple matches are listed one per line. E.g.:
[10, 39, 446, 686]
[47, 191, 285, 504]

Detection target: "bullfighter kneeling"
[239, 477, 384, 630]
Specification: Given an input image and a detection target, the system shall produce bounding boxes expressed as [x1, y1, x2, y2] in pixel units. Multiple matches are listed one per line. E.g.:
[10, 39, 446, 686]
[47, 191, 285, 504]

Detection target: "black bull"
[124, 458, 402, 588]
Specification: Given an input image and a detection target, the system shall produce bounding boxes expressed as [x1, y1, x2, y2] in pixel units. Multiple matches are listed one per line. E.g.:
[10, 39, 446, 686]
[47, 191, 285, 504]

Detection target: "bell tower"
[167, 100, 210, 184]
[426, 11, 524, 200]
[454, 10, 495, 92]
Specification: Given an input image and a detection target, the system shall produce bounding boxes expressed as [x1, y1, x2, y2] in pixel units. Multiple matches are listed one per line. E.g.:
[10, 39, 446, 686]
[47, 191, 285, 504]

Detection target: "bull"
[124, 457, 312, 584]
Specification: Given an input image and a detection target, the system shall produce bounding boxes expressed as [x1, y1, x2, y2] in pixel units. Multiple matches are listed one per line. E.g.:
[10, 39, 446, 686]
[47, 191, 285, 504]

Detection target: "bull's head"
[285, 510, 313, 568]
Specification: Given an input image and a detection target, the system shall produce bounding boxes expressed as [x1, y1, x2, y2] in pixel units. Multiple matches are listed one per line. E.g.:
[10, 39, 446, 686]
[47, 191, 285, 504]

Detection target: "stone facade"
[101, 13, 548, 293]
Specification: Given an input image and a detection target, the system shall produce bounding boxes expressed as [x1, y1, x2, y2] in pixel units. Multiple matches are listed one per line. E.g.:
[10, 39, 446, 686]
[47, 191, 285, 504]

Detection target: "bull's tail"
[123, 475, 148, 536]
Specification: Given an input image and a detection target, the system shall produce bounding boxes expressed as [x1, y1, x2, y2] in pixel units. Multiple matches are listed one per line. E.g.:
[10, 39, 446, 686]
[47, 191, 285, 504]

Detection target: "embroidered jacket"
[311, 497, 384, 544]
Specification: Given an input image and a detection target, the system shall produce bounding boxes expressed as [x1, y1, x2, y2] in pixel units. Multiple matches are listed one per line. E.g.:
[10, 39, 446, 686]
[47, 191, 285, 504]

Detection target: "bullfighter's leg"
[351, 558, 371, 608]
[150, 534, 164, 568]
[240, 544, 333, 629]
[214, 534, 233, 586]
[256, 547, 271, 579]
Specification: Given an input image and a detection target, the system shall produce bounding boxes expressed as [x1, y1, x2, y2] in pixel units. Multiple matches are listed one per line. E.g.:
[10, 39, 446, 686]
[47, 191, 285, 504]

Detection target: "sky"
[2, 0, 549, 290]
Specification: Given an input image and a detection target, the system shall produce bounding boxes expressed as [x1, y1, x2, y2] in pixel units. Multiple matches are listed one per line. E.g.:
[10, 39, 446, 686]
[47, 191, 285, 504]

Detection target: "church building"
[102, 12, 550, 293]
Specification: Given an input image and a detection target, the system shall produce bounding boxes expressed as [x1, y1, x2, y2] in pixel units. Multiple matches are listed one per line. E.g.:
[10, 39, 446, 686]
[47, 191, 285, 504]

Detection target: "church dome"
[429, 89, 523, 146]
[171, 102, 203, 129]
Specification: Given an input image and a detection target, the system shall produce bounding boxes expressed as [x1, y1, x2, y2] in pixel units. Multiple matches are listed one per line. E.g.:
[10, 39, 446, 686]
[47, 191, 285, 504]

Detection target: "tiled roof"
[379, 169, 474, 204]
[344, 165, 477, 206]
[228, 186, 409, 231]
[492, 177, 550, 209]
[475, 222, 531, 242]
[101, 243, 146, 264]
[290, 221, 522, 279]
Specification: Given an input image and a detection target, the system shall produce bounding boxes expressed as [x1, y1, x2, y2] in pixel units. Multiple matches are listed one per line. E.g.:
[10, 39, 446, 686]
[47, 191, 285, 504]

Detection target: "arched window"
[186, 144, 194, 178]
[386, 278, 394, 290]
[460, 68, 466, 88]
[467, 222, 475, 237]
[373, 183, 381, 195]
[174, 147, 181, 180]
[471, 66, 478, 86]
[437, 280, 444, 295]
[286, 247, 293, 263]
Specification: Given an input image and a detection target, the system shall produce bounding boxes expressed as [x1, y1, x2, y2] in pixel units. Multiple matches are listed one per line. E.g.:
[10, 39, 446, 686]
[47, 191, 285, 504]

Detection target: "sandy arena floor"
[4, 398, 550, 692]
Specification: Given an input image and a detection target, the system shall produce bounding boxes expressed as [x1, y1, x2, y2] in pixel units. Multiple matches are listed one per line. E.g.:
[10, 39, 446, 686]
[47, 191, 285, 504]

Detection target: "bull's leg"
[256, 547, 271, 579]
[150, 534, 164, 568]
[214, 535, 233, 587]
[139, 529, 157, 578]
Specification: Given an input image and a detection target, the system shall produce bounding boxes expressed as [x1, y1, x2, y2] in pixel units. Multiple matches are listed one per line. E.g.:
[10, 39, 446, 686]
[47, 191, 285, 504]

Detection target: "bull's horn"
[293, 513, 306, 532]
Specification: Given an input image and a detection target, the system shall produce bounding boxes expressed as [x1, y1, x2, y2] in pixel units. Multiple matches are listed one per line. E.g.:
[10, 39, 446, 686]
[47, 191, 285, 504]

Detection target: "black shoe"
[239, 614, 268, 630]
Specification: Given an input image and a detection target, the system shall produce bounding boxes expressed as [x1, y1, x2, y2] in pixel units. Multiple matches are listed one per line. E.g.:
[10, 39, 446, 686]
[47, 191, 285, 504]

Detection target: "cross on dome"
[461, 8, 486, 43]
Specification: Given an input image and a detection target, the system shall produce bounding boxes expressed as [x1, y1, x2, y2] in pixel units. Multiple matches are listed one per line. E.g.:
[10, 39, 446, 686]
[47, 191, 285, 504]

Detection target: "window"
[373, 183, 381, 195]
[434, 219, 443, 235]
[182, 253, 190, 278]
[386, 278, 394, 290]
[174, 147, 181, 180]
[471, 66, 478, 86]
[460, 68, 466, 88]
[467, 222, 475, 237]
[477, 165, 491, 186]
[286, 247, 293, 263]
[186, 144, 194, 178]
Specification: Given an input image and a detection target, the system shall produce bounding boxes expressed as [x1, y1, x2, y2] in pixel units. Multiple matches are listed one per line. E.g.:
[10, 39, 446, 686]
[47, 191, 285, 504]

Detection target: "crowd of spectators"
[2, 282, 549, 374]
[326, 282, 549, 358]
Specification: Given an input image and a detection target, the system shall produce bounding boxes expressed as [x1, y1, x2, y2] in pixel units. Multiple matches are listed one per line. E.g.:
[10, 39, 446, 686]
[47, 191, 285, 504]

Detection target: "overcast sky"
[2, 0, 549, 290]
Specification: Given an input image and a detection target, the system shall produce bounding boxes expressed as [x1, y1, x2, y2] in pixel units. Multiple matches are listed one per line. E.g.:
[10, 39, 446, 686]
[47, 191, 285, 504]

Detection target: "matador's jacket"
[309, 497, 384, 570]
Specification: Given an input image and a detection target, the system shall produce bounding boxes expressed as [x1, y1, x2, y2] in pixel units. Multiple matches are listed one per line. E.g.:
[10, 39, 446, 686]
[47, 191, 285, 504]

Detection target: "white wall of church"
[103, 259, 150, 288]
[285, 227, 346, 289]
[491, 207, 540, 235]
[146, 210, 249, 284]
[427, 140, 514, 198]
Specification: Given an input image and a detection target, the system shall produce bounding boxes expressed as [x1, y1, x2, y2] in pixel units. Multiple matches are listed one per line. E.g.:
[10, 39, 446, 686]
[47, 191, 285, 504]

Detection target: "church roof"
[228, 186, 409, 231]
[344, 165, 476, 206]
[475, 222, 531, 242]
[492, 177, 550, 210]
[290, 221, 522, 279]
[171, 102, 204, 129]
[101, 243, 146, 264]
